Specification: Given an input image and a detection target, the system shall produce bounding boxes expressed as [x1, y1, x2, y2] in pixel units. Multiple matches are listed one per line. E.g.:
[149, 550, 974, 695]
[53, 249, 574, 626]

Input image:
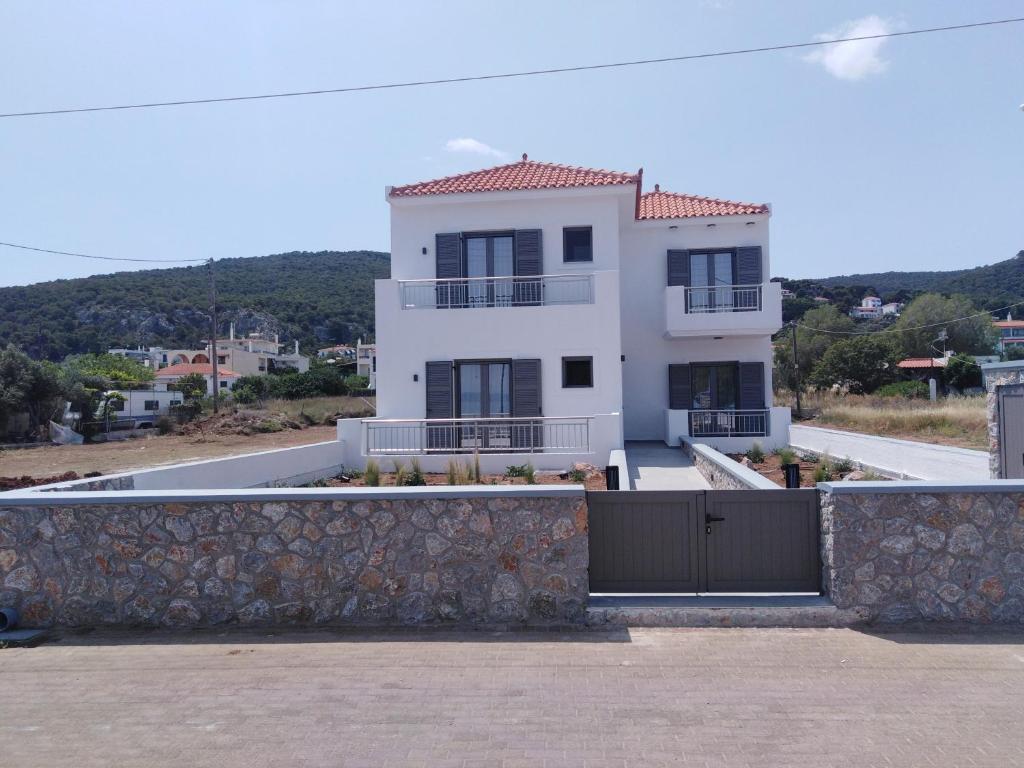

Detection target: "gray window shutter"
[738, 362, 765, 410]
[668, 364, 691, 410]
[667, 250, 690, 287]
[435, 233, 462, 308]
[735, 246, 762, 285]
[514, 230, 542, 276]
[512, 359, 542, 450]
[425, 361, 454, 449]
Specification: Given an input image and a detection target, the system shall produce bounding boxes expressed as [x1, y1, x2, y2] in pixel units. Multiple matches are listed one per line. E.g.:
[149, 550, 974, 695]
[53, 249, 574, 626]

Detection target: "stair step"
[586, 596, 867, 628]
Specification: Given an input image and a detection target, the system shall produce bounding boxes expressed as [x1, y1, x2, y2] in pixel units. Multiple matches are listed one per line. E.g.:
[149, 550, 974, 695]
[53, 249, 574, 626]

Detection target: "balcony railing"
[364, 416, 591, 455]
[689, 409, 768, 437]
[684, 284, 762, 314]
[398, 274, 594, 310]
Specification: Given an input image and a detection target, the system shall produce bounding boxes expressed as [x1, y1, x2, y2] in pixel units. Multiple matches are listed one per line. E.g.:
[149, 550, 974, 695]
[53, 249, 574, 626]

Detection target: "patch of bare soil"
[727, 453, 818, 488]
[320, 463, 606, 491]
[0, 425, 338, 481]
[0, 471, 82, 491]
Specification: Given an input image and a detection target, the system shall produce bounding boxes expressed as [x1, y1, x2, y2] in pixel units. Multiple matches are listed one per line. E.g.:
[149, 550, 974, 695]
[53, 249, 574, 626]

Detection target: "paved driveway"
[789, 424, 989, 481]
[625, 441, 709, 490]
[2, 627, 1023, 767]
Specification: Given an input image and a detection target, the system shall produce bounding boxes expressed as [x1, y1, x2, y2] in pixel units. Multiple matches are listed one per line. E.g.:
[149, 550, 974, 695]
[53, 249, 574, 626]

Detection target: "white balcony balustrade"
[398, 274, 594, 310]
[688, 409, 769, 438]
[665, 280, 782, 338]
[363, 416, 592, 455]
[684, 284, 762, 313]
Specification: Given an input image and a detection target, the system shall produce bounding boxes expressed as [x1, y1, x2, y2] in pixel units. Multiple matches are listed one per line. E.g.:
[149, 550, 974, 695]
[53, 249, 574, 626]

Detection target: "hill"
[810, 251, 1024, 310]
[0, 250, 390, 361]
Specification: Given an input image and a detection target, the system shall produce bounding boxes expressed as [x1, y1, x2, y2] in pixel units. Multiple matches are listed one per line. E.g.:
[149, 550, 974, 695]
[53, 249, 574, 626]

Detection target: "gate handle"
[705, 514, 725, 523]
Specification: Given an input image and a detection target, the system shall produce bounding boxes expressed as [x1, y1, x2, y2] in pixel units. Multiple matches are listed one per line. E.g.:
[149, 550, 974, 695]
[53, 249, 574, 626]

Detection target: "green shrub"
[155, 416, 173, 435]
[392, 460, 407, 486]
[253, 419, 283, 433]
[746, 442, 765, 464]
[404, 458, 426, 486]
[567, 467, 586, 483]
[812, 463, 833, 483]
[876, 380, 930, 399]
[525, 463, 536, 485]
[364, 459, 380, 487]
[504, 463, 529, 478]
[446, 459, 458, 485]
[776, 447, 796, 465]
[472, 452, 482, 484]
[832, 456, 855, 474]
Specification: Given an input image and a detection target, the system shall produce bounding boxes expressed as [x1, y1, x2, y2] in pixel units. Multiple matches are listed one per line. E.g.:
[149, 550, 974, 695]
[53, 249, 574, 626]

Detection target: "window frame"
[561, 356, 594, 389]
[143, 399, 160, 411]
[689, 361, 739, 410]
[562, 226, 593, 263]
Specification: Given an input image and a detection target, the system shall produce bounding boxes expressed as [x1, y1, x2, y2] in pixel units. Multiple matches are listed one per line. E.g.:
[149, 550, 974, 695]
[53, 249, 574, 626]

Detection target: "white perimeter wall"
[618, 214, 776, 441]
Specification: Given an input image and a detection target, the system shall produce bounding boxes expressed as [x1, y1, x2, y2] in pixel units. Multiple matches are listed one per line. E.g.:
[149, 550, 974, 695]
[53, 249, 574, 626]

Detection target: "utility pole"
[208, 258, 219, 414]
[790, 321, 802, 420]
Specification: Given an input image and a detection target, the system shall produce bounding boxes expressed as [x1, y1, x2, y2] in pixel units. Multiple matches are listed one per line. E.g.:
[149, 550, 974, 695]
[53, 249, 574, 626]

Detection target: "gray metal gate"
[998, 384, 1024, 479]
[588, 489, 820, 594]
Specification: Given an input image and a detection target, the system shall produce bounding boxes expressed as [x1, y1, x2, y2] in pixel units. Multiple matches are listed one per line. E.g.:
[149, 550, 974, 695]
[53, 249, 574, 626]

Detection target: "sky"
[0, 0, 1022, 288]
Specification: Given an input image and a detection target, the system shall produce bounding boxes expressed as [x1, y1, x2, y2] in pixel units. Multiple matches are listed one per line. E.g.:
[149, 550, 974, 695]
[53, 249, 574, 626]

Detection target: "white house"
[356, 339, 377, 390]
[154, 363, 240, 397]
[338, 156, 788, 471]
[108, 328, 309, 376]
[92, 381, 184, 429]
[849, 296, 884, 319]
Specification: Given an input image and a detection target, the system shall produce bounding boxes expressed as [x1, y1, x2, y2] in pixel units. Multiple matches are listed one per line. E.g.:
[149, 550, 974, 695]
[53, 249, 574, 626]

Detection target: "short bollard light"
[0, 607, 19, 632]
[782, 463, 801, 489]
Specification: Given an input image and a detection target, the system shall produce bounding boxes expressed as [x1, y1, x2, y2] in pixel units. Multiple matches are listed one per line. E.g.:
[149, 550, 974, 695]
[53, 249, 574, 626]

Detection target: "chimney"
[275, 333, 279, 344]
[230, 322, 235, 340]
[294, 340, 299, 355]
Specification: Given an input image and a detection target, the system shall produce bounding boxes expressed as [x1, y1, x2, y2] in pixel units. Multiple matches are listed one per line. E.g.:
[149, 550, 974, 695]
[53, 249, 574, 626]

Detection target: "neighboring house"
[318, 344, 355, 360]
[154, 363, 240, 396]
[849, 296, 884, 319]
[897, 356, 948, 382]
[881, 302, 903, 317]
[780, 287, 794, 298]
[356, 339, 377, 390]
[339, 155, 788, 471]
[109, 327, 309, 376]
[91, 381, 183, 429]
[993, 313, 1024, 354]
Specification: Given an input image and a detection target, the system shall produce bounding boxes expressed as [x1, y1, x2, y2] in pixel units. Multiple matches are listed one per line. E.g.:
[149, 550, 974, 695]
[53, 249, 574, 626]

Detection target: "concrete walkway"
[2, 627, 1023, 767]
[624, 441, 710, 490]
[789, 424, 989, 481]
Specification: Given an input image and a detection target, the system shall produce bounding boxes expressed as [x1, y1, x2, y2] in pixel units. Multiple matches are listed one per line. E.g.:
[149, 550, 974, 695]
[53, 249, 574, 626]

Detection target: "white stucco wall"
[618, 214, 778, 441]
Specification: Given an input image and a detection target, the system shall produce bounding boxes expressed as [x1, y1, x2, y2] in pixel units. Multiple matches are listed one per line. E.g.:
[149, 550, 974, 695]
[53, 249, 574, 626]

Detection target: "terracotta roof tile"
[897, 358, 947, 369]
[637, 186, 768, 220]
[389, 156, 639, 198]
[155, 363, 240, 378]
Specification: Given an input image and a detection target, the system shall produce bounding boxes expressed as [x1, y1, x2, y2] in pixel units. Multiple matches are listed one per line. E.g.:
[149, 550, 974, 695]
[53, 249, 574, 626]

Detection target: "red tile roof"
[155, 363, 240, 378]
[994, 320, 1024, 328]
[637, 185, 769, 220]
[389, 156, 639, 198]
[897, 358, 948, 369]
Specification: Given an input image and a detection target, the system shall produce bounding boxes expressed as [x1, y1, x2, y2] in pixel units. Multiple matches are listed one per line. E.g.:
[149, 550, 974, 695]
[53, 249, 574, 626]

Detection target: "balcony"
[665, 281, 782, 338]
[398, 274, 594, 310]
[688, 409, 768, 438]
[363, 416, 592, 455]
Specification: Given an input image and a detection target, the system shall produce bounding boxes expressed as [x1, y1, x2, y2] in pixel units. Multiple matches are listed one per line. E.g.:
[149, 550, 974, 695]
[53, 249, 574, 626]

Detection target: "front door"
[464, 234, 515, 307]
[456, 361, 512, 449]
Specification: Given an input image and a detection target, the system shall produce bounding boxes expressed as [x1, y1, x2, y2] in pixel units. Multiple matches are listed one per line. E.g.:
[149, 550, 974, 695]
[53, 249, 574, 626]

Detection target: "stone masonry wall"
[984, 366, 1024, 478]
[821, 489, 1024, 624]
[0, 493, 589, 628]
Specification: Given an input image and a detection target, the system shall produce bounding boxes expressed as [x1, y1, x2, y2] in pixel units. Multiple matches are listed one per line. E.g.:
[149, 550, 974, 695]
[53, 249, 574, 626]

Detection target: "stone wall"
[983, 363, 1024, 478]
[820, 485, 1024, 624]
[0, 489, 588, 628]
[684, 441, 779, 491]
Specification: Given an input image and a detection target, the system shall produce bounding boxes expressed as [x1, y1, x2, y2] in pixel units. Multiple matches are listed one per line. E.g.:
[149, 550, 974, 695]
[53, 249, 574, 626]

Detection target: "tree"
[808, 335, 902, 394]
[943, 353, 982, 391]
[1005, 346, 1024, 361]
[0, 344, 33, 433]
[893, 294, 997, 358]
[64, 353, 155, 384]
[171, 373, 207, 401]
[773, 305, 856, 391]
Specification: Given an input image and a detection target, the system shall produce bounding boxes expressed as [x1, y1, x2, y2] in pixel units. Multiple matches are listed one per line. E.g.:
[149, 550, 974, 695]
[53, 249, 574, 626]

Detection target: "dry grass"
[777, 390, 987, 449]
[261, 395, 375, 425]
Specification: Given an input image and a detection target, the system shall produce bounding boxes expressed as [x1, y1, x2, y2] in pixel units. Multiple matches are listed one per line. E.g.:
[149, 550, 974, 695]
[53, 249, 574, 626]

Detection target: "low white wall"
[606, 448, 628, 490]
[336, 413, 623, 474]
[683, 441, 780, 490]
[664, 406, 790, 452]
[34, 441, 346, 492]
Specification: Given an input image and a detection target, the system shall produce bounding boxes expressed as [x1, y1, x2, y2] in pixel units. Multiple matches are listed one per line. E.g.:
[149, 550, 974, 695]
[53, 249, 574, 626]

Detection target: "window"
[217, 356, 227, 365]
[562, 356, 593, 388]
[219, 380, 228, 388]
[690, 364, 737, 410]
[563, 227, 592, 263]
[689, 250, 735, 311]
[143, 400, 160, 411]
[110, 398, 126, 412]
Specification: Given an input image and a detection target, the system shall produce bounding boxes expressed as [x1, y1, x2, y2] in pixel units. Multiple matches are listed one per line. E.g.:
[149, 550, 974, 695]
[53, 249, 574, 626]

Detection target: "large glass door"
[688, 251, 735, 312]
[691, 364, 738, 410]
[457, 361, 512, 449]
[464, 234, 514, 307]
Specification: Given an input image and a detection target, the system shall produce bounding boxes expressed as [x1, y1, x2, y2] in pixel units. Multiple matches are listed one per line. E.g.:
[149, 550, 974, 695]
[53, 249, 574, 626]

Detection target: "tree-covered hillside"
[0, 250, 389, 361]
[811, 251, 1024, 310]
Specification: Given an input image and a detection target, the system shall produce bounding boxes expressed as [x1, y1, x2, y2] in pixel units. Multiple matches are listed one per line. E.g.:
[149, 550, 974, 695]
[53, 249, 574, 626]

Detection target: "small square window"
[220, 380, 228, 388]
[562, 356, 593, 388]
[563, 227, 592, 263]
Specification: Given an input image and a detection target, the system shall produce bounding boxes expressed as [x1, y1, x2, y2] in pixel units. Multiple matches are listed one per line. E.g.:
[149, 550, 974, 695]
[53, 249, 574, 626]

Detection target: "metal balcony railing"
[688, 409, 769, 437]
[684, 284, 762, 313]
[363, 416, 591, 454]
[398, 274, 594, 310]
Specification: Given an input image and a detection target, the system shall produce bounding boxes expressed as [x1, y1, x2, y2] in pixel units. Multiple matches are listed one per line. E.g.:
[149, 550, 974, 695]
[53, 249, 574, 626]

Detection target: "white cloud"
[804, 16, 892, 81]
[444, 138, 508, 161]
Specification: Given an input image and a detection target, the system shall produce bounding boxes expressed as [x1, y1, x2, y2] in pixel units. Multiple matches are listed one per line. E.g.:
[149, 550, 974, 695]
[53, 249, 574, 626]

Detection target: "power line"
[0, 240, 207, 263]
[795, 299, 1024, 336]
[1, 17, 1021, 119]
